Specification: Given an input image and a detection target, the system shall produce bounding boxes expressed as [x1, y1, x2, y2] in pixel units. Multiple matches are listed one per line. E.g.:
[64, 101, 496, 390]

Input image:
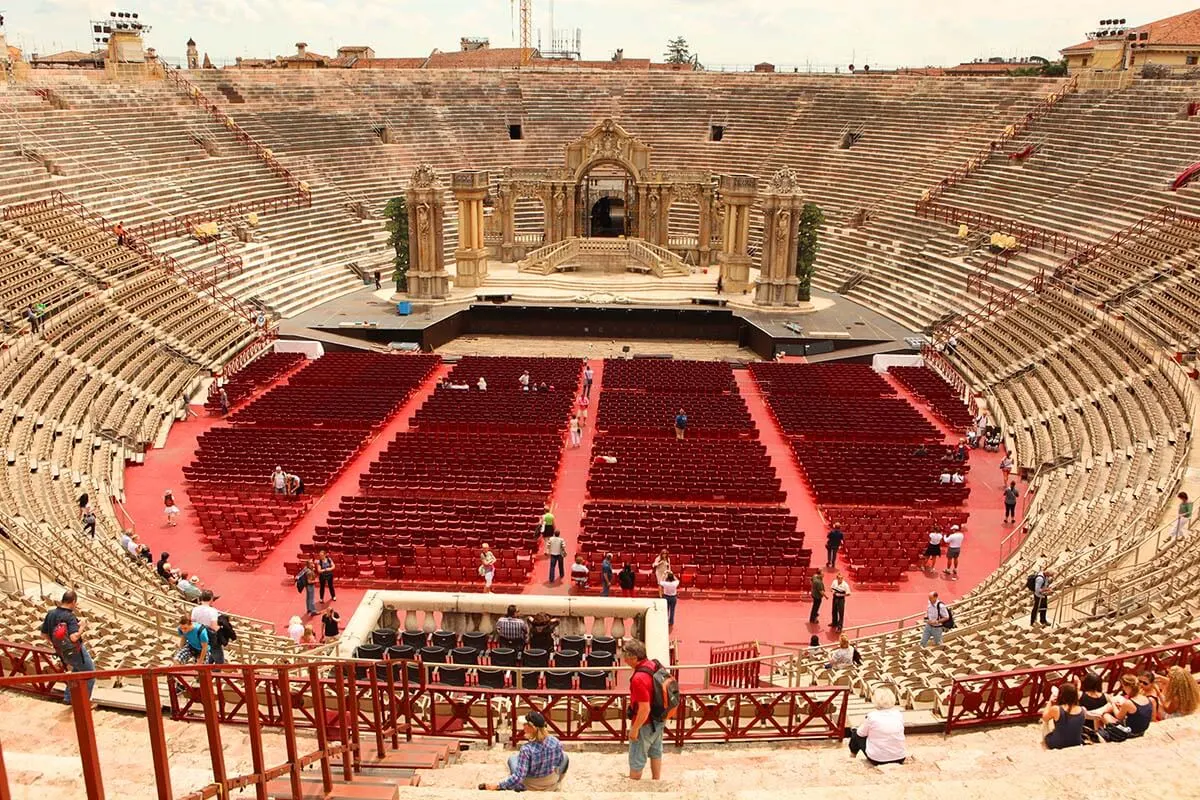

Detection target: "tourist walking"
[80, 501, 97, 539]
[218, 387, 230, 415]
[922, 528, 943, 572]
[601, 553, 614, 596]
[830, 572, 850, 631]
[163, 488, 180, 527]
[825, 523, 844, 569]
[540, 504, 556, 535]
[191, 590, 222, 662]
[296, 560, 318, 616]
[809, 570, 826, 624]
[623, 639, 667, 781]
[569, 414, 582, 448]
[480, 543, 497, 592]
[175, 616, 210, 664]
[1031, 569, 1053, 626]
[40, 590, 95, 706]
[317, 550, 336, 602]
[943, 525, 964, 579]
[212, 615, 236, 664]
[272, 466, 287, 495]
[583, 363, 594, 397]
[1004, 481, 1019, 524]
[658, 571, 680, 628]
[920, 591, 950, 648]
[1171, 491, 1192, 542]
[546, 531, 566, 583]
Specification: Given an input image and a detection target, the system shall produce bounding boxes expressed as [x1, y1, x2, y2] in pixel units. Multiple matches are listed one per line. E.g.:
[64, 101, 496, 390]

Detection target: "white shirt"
[857, 707, 906, 762]
[546, 535, 566, 556]
[831, 579, 851, 596]
[584, 367, 593, 382]
[925, 601, 947, 624]
[519, 374, 530, 387]
[288, 622, 305, 643]
[120, 533, 134, 552]
[477, 378, 487, 390]
[939, 473, 952, 484]
[659, 579, 680, 597]
[945, 531, 964, 549]
[951, 473, 965, 484]
[192, 603, 220, 630]
[273, 471, 286, 489]
[928, 532, 943, 545]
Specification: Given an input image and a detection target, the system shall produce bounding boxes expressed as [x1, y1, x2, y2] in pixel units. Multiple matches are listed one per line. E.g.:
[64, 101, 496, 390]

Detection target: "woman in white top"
[658, 571, 680, 628]
[479, 543, 497, 592]
[287, 615, 305, 644]
[922, 529, 944, 571]
[652, 550, 671, 583]
[569, 415, 582, 448]
[847, 686, 906, 765]
[477, 376, 487, 391]
[824, 634, 857, 670]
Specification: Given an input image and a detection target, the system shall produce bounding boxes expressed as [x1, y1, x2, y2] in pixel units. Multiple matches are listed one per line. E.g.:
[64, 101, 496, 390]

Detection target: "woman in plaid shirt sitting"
[480, 711, 569, 791]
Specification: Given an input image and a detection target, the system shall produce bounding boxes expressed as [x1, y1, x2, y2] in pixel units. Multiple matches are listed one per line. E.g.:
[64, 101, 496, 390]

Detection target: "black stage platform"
[278, 288, 920, 361]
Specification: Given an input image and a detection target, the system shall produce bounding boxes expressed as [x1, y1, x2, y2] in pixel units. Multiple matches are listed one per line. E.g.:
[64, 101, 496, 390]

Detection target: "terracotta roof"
[424, 47, 531, 68]
[352, 57, 428, 69]
[281, 49, 330, 63]
[946, 62, 1022, 74]
[1130, 6, 1200, 45]
[32, 50, 100, 63]
[1062, 8, 1200, 55]
[6, 45, 21, 62]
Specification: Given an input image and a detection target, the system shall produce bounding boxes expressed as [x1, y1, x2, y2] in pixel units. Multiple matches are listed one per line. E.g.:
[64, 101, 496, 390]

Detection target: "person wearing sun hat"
[479, 711, 569, 791]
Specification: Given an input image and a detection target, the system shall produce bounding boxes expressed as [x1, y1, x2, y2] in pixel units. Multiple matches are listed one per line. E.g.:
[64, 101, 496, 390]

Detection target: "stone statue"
[417, 203, 430, 234]
[776, 210, 791, 239]
[768, 166, 801, 195]
[410, 164, 438, 189]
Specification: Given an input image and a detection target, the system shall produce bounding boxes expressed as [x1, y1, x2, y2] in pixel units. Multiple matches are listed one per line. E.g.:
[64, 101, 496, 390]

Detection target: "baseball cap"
[525, 711, 547, 729]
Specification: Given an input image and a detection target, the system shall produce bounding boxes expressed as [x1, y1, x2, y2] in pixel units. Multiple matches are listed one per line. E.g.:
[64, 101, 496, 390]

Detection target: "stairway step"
[265, 776, 400, 799]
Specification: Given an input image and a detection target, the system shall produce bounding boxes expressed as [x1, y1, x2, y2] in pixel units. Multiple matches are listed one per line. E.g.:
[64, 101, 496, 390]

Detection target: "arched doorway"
[590, 196, 625, 238]
[580, 161, 634, 238]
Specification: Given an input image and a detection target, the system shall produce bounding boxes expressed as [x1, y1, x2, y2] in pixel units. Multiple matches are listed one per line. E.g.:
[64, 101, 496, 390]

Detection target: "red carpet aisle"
[521, 359, 604, 595]
[124, 363, 450, 631]
[667, 367, 1014, 665]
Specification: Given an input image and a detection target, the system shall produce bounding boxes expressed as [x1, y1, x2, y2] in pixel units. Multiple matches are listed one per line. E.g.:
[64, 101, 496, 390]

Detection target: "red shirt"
[629, 658, 656, 710]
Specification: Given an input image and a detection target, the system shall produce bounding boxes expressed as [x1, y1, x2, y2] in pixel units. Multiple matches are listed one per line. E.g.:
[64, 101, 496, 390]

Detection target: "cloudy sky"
[4, 0, 1191, 68]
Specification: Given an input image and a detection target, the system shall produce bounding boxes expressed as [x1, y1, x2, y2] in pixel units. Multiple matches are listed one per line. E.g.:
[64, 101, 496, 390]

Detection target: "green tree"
[664, 36, 692, 64]
[384, 196, 410, 291]
[795, 202, 825, 302]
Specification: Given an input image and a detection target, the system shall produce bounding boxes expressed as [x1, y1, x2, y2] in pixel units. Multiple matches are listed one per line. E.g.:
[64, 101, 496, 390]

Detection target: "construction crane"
[511, 0, 532, 66]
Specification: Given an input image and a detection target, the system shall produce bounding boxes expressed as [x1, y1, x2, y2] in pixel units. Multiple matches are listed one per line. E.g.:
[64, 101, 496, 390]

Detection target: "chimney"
[296, 42, 307, 56]
[613, 48, 624, 62]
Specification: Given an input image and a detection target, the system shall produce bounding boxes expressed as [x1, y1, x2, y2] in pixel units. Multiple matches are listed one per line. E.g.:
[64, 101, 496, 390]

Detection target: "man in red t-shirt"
[622, 639, 663, 780]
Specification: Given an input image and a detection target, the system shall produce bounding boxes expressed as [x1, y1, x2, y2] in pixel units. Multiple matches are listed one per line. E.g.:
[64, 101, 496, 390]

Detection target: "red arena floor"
[124, 357, 1019, 666]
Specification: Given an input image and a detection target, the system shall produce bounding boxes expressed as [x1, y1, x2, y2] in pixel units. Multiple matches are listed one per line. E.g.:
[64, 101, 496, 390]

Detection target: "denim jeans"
[63, 645, 96, 704]
[920, 623, 944, 647]
[549, 554, 565, 582]
[305, 584, 317, 615]
[507, 752, 569, 789]
[665, 595, 677, 627]
[628, 723, 664, 773]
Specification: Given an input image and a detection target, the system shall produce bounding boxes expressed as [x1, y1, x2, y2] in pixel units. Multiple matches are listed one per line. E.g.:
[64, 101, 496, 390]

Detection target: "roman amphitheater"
[0, 9, 1199, 799]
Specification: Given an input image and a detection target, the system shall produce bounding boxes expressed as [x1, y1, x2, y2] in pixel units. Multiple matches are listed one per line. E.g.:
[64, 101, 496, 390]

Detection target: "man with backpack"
[296, 560, 318, 616]
[1030, 569, 1053, 626]
[920, 591, 952, 648]
[39, 590, 96, 707]
[622, 639, 678, 781]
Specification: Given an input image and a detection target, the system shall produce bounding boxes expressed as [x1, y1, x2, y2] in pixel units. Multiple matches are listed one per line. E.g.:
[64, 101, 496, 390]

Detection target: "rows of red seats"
[749, 362, 894, 397]
[358, 431, 563, 498]
[579, 502, 809, 565]
[230, 353, 439, 428]
[766, 395, 941, 442]
[183, 428, 365, 489]
[186, 353, 440, 566]
[205, 351, 305, 413]
[285, 356, 578, 588]
[835, 507, 968, 585]
[587, 435, 784, 503]
[889, 366, 976, 431]
[753, 363, 971, 588]
[601, 358, 736, 393]
[596, 391, 753, 438]
[792, 440, 970, 506]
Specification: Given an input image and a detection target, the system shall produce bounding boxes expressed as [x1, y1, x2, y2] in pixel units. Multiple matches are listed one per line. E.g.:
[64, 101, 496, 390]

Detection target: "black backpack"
[939, 602, 956, 630]
[1026, 574, 1040, 592]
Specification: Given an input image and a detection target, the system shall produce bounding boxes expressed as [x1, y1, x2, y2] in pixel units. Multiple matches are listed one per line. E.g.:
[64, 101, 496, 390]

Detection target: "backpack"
[52, 620, 78, 659]
[295, 569, 308, 593]
[1026, 574, 1041, 592]
[635, 660, 680, 726]
[939, 602, 956, 630]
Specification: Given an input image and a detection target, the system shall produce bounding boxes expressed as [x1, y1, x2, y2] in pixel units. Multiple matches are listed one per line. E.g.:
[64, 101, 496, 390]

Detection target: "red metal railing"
[932, 269, 1045, 345]
[708, 641, 763, 688]
[921, 74, 1079, 208]
[8, 190, 262, 325]
[135, 66, 312, 243]
[945, 639, 1200, 732]
[915, 201, 1089, 256]
[0, 649, 356, 800]
[1052, 204, 1200, 284]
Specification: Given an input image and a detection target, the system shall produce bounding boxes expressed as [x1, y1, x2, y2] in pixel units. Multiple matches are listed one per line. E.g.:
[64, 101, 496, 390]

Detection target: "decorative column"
[452, 170, 489, 288]
[498, 184, 516, 262]
[640, 185, 665, 247]
[717, 174, 757, 293]
[698, 186, 714, 268]
[405, 165, 450, 299]
[755, 167, 805, 307]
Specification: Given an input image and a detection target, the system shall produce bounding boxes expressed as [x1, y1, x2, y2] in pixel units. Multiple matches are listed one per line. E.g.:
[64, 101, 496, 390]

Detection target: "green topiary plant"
[795, 202, 825, 302]
[384, 196, 409, 292]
